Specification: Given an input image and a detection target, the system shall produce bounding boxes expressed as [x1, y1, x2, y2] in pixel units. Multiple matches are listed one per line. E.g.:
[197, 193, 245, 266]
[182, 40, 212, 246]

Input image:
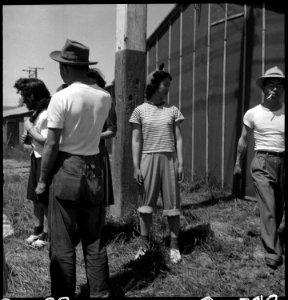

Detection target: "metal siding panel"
[157, 28, 170, 70]
[265, 10, 285, 70]
[170, 13, 180, 106]
[193, 4, 208, 177]
[148, 42, 157, 74]
[181, 4, 194, 176]
[210, 3, 225, 23]
[228, 3, 243, 16]
[224, 17, 244, 191]
[208, 23, 224, 183]
[242, 6, 263, 198]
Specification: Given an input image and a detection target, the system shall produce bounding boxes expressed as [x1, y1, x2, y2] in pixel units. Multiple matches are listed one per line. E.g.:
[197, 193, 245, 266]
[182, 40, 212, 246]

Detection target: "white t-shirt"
[243, 104, 285, 152]
[47, 82, 111, 156]
[32, 110, 48, 158]
[129, 102, 184, 153]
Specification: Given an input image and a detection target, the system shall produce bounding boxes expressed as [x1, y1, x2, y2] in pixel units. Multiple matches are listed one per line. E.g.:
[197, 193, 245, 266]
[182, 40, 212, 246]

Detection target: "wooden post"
[110, 4, 147, 218]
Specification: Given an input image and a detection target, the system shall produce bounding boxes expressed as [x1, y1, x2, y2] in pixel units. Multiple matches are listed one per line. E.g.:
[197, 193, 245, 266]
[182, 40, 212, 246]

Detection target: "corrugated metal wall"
[146, 3, 285, 199]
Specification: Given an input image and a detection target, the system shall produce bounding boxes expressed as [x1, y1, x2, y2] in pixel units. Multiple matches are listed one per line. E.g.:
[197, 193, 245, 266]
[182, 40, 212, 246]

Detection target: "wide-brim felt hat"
[50, 39, 98, 65]
[256, 66, 285, 89]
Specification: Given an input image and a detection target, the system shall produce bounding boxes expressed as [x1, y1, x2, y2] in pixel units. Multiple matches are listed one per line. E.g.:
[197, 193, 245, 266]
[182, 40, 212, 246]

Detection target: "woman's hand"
[35, 181, 47, 195]
[177, 165, 184, 183]
[24, 119, 33, 131]
[21, 133, 31, 145]
[133, 168, 143, 185]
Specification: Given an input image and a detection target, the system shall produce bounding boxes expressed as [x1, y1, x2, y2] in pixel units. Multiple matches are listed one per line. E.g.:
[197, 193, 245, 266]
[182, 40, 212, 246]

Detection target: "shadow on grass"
[102, 217, 140, 245]
[181, 193, 235, 209]
[78, 242, 170, 298]
[109, 241, 170, 296]
[163, 223, 212, 255]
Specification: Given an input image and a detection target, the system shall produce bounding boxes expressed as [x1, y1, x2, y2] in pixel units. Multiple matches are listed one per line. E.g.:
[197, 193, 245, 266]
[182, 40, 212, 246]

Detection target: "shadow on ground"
[181, 193, 235, 209]
[163, 223, 212, 254]
[102, 217, 139, 245]
[77, 242, 170, 297]
[111, 241, 170, 296]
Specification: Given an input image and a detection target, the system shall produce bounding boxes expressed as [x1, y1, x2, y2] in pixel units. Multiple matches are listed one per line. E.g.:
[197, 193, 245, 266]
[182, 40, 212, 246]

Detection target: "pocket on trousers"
[251, 155, 266, 172]
[82, 175, 104, 207]
[53, 168, 81, 201]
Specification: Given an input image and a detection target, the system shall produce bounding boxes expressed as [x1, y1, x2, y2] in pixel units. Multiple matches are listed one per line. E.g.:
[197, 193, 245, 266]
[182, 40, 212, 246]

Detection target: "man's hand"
[133, 168, 143, 185]
[35, 181, 47, 195]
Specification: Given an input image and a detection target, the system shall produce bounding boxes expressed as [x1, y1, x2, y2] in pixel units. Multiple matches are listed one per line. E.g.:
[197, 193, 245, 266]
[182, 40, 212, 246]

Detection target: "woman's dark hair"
[56, 83, 68, 92]
[145, 63, 172, 100]
[14, 78, 51, 123]
[87, 68, 106, 88]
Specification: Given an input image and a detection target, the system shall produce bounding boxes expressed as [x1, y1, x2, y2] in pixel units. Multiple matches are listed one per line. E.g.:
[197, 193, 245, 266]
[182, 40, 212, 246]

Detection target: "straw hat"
[50, 39, 98, 65]
[256, 66, 285, 89]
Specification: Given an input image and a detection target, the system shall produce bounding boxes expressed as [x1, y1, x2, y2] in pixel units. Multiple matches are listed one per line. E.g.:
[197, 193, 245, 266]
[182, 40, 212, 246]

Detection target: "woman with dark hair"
[129, 64, 184, 264]
[14, 78, 51, 248]
[87, 68, 117, 207]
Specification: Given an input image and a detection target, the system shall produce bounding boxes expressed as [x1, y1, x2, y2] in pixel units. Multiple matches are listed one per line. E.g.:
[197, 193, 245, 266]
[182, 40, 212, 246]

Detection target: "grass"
[2, 145, 285, 298]
[3, 143, 32, 162]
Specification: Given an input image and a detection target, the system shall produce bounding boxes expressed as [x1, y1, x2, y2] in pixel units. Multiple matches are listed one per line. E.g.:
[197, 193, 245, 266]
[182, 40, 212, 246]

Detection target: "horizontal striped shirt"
[129, 102, 184, 153]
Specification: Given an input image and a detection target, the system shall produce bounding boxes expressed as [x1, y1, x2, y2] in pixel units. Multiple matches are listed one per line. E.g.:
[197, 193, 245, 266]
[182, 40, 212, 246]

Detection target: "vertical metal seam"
[221, 3, 228, 188]
[262, 3, 266, 103]
[179, 6, 183, 110]
[206, 4, 211, 180]
[192, 4, 196, 179]
[168, 21, 172, 104]
[242, 4, 247, 117]
[156, 35, 159, 69]
[146, 47, 150, 79]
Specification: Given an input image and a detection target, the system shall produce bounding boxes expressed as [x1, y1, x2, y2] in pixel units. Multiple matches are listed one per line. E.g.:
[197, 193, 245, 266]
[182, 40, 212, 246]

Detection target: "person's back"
[35, 39, 112, 298]
[48, 82, 111, 155]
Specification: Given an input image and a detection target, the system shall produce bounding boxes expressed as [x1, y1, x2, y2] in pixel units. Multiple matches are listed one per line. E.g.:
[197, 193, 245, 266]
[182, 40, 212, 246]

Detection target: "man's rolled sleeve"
[243, 110, 254, 129]
[47, 95, 64, 129]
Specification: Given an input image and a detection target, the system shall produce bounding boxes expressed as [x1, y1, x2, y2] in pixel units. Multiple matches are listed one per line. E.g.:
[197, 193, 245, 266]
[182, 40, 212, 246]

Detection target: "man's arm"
[35, 127, 62, 194]
[131, 123, 143, 185]
[233, 124, 252, 176]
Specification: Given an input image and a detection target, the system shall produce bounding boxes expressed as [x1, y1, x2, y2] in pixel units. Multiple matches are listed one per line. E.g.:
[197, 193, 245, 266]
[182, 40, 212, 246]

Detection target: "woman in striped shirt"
[129, 64, 184, 264]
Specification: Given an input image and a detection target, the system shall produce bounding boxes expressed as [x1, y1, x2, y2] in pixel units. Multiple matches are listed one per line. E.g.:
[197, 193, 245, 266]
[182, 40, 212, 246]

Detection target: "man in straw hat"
[234, 66, 285, 270]
[35, 39, 112, 297]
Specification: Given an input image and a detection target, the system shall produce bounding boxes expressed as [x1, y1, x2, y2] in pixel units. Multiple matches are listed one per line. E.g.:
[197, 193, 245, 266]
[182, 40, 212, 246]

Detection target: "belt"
[256, 150, 285, 157]
[58, 151, 100, 161]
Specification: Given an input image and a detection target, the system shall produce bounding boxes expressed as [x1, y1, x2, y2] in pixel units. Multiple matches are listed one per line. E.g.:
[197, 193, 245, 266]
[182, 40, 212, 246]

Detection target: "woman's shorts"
[27, 152, 49, 205]
[138, 152, 181, 216]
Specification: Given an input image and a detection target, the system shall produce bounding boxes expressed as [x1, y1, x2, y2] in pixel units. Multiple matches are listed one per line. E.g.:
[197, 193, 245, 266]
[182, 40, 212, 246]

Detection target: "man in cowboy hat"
[35, 39, 112, 297]
[234, 66, 285, 270]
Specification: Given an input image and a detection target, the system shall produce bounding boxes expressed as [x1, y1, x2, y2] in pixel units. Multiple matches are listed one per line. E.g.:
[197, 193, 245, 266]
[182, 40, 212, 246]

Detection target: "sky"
[3, 4, 176, 107]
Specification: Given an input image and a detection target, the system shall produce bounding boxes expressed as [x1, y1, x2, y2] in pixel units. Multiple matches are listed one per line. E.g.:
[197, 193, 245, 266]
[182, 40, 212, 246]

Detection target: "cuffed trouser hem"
[138, 206, 154, 214]
[162, 209, 181, 216]
[265, 254, 283, 267]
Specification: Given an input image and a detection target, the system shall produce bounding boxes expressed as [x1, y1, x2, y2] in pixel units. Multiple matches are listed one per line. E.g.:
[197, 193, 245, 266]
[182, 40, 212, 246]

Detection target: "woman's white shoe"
[170, 249, 181, 264]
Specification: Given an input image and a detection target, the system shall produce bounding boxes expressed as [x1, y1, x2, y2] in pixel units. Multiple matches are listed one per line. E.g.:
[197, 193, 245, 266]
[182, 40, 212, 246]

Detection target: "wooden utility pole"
[110, 4, 147, 218]
[22, 67, 44, 78]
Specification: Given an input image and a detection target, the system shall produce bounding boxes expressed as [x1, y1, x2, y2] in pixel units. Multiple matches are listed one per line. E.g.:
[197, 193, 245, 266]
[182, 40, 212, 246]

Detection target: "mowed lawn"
[3, 149, 285, 298]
